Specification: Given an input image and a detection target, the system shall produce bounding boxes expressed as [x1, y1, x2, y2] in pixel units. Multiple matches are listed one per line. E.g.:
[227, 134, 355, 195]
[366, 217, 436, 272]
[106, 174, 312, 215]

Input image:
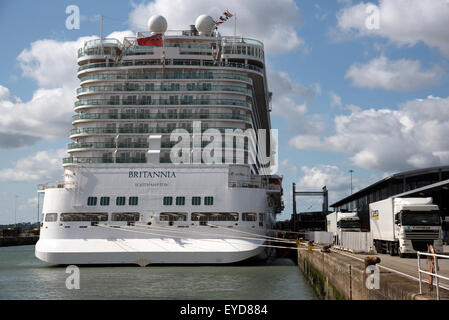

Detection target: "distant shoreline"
[0, 236, 39, 247]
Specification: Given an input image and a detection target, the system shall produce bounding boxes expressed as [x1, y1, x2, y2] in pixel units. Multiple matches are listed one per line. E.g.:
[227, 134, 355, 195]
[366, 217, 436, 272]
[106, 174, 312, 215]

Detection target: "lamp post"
[349, 170, 354, 195]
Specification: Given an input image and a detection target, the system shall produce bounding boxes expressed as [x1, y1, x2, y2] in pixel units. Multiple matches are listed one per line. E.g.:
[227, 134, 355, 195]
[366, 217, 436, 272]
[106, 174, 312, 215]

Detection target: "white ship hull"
[36, 164, 281, 265]
[36, 238, 266, 265]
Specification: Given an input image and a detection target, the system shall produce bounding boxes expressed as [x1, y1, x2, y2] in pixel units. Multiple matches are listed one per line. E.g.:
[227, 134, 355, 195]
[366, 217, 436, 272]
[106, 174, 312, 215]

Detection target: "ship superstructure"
[36, 14, 283, 265]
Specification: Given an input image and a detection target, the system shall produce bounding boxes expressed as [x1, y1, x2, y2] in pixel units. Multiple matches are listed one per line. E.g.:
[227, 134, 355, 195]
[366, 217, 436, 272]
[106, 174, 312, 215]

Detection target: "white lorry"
[369, 197, 443, 257]
[326, 211, 361, 245]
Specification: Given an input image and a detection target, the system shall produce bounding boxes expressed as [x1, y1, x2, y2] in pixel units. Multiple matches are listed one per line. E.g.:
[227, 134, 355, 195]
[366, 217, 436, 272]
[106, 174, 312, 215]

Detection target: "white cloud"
[17, 37, 92, 88]
[299, 165, 349, 191]
[17, 197, 39, 211]
[345, 56, 443, 91]
[268, 70, 323, 134]
[297, 165, 353, 205]
[128, 0, 305, 55]
[2, 31, 133, 148]
[0, 149, 67, 182]
[289, 95, 449, 172]
[279, 159, 299, 178]
[0, 85, 76, 142]
[27, 197, 39, 206]
[17, 31, 134, 89]
[330, 91, 342, 108]
[336, 0, 449, 58]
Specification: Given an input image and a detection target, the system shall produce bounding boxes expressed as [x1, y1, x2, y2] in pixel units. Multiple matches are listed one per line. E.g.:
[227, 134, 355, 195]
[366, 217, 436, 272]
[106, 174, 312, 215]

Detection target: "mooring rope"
[131, 223, 297, 244]
[96, 224, 301, 250]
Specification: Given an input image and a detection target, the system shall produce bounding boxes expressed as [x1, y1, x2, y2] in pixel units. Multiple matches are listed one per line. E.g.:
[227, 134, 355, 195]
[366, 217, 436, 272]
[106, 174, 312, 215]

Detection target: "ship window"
[192, 197, 201, 206]
[169, 96, 179, 105]
[259, 213, 266, 221]
[191, 212, 238, 221]
[129, 197, 138, 206]
[100, 197, 110, 206]
[204, 196, 214, 206]
[45, 213, 58, 222]
[176, 196, 185, 205]
[242, 212, 257, 221]
[111, 212, 140, 221]
[160, 212, 187, 221]
[141, 95, 151, 105]
[144, 83, 154, 91]
[116, 196, 126, 206]
[163, 196, 173, 205]
[87, 197, 97, 206]
[61, 213, 108, 222]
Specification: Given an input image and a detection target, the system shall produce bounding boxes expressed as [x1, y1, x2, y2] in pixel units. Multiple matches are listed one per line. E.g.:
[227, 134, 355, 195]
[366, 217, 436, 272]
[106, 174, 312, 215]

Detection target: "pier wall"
[297, 247, 432, 300]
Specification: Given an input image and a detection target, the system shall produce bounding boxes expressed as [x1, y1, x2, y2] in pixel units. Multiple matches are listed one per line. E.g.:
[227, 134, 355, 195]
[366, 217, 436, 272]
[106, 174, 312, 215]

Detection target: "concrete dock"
[298, 244, 449, 300]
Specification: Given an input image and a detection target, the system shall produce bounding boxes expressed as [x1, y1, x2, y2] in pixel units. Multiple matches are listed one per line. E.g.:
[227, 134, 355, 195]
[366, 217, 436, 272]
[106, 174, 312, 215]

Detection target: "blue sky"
[1, 0, 449, 224]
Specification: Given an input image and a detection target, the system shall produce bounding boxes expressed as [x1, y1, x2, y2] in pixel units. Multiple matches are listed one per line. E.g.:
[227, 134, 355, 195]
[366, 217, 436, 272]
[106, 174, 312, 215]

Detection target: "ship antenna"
[234, 12, 236, 39]
[100, 14, 104, 54]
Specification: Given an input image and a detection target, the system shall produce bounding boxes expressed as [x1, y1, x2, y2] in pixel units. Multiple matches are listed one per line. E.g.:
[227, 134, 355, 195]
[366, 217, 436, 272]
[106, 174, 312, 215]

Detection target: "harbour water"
[0, 245, 317, 300]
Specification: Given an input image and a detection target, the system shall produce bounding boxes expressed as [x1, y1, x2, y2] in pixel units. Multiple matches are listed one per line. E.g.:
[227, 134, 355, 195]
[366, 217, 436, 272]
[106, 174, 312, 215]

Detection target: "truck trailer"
[369, 197, 443, 257]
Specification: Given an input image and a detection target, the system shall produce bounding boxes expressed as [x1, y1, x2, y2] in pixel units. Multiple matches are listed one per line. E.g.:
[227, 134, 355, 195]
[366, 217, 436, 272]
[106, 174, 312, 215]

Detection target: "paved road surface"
[333, 245, 449, 292]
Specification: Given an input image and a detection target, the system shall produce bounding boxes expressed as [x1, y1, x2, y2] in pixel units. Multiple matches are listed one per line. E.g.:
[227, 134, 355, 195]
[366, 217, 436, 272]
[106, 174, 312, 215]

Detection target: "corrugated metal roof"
[330, 165, 449, 207]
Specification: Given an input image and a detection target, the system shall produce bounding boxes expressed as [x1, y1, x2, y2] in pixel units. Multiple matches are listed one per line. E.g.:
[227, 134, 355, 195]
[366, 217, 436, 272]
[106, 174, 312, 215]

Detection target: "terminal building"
[330, 166, 449, 231]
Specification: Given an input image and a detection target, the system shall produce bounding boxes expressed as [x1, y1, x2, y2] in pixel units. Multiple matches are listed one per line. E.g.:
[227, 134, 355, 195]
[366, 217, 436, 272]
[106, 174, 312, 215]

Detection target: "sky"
[1, 0, 449, 224]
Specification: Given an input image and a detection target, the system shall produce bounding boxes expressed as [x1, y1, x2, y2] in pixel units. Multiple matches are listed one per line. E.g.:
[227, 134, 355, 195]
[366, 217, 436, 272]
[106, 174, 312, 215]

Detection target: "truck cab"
[327, 211, 360, 246]
[393, 198, 442, 256]
[370, 197, 443, 257]
[336, 211, 361, 232]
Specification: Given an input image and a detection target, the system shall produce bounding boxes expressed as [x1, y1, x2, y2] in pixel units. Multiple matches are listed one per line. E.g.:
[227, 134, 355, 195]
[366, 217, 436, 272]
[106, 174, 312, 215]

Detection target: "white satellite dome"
[148, 15, 167, 34]
[195, 15, 215, 36]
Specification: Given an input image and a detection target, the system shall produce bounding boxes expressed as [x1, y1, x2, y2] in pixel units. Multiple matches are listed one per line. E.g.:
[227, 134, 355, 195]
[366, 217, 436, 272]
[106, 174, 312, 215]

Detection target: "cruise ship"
[35, 14, 284, 265]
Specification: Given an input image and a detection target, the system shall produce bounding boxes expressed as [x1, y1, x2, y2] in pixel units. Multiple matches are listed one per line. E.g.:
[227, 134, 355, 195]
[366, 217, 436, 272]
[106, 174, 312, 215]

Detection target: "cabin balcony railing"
[79, 72, 252, 84]
[77, 59, 263, 73]
[70, 126, 251, 136]
[74, 98, 252, 108]
[63, 156, 248, 165]
[72, 112, 251, 122]
[68, 141, 249, 150]
[76, 85, 251, 95]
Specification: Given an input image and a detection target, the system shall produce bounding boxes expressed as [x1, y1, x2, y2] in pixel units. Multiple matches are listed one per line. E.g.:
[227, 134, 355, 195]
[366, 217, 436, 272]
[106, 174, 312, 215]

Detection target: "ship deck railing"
[72, 112, 251, 122]
[74, 98, 252, 108]
[79, 71, 253, 84]
[76, 84, 251, 95]
[37, 181, 74, 190]
[77, 59, 263, 74]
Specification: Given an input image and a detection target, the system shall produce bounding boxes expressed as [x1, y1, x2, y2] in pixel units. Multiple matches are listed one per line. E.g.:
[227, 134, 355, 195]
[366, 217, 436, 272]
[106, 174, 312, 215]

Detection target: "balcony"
[74, 98, 252, 108]
[79, 71, 252, 84]
[72, 112, 251, 122]
[68, 141, 249, 150]
[77, 59, 263, 74]
[63, 157, 145, 164]
[70, 126, 252, 136]
[63, 156, 248, 165]
[76, 84, 251, 95]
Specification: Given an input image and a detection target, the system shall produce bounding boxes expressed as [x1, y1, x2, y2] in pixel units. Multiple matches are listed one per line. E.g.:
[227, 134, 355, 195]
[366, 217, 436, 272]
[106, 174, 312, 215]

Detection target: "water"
[0, 245, 317, 300]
